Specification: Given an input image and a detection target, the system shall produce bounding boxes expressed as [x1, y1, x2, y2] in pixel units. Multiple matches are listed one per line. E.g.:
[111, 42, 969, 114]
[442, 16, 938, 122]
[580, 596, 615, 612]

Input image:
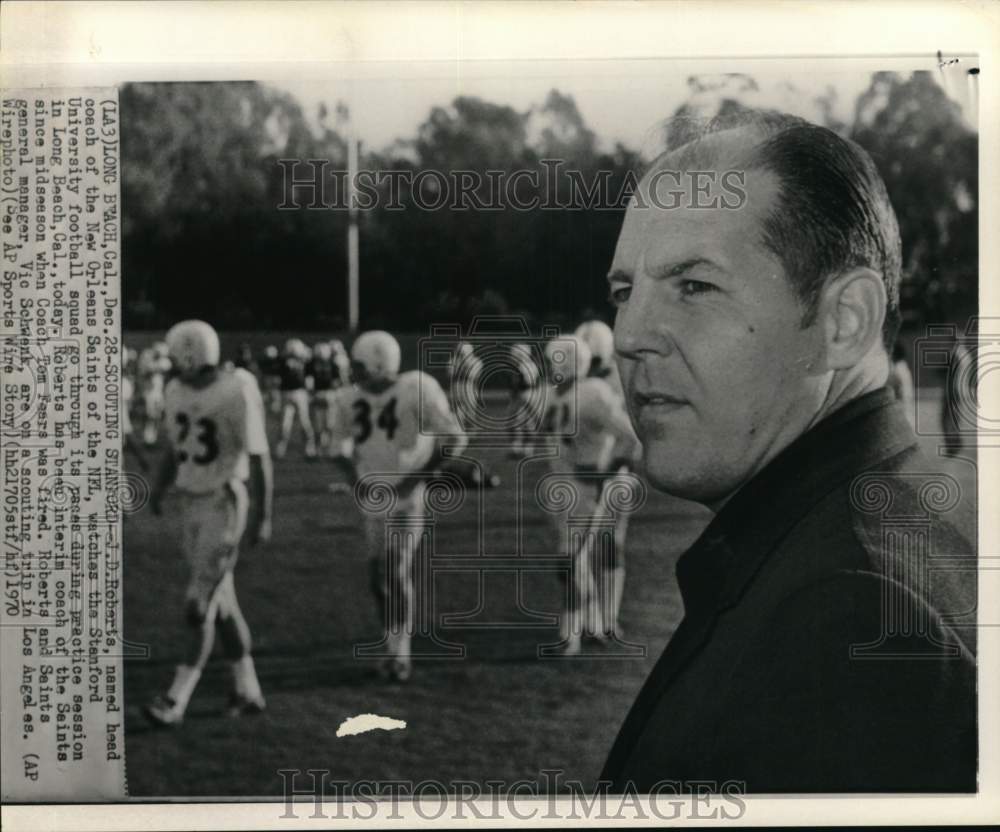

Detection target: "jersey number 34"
[352, 397, 399, 443]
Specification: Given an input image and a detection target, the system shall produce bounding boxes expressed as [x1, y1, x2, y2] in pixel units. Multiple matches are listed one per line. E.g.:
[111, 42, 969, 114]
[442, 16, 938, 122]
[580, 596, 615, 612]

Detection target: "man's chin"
[643, 454, 737, 507]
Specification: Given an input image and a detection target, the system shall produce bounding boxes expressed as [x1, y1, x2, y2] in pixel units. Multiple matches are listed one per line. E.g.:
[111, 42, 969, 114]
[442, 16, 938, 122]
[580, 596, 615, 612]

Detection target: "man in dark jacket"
[602, 113, 977, 793]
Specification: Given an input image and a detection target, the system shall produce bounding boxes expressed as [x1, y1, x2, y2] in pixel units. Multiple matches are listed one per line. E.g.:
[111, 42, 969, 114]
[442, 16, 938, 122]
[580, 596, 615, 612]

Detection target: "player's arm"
[324, 392, 359, 484]
[247, 452, 273, 544]
[241, 374, 273, 544]
[416, 376, 469, 474]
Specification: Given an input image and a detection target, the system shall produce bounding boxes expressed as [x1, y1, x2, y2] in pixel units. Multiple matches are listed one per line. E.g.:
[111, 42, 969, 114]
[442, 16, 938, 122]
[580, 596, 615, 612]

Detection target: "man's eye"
[608, 285, 631, 305]
[679, 279, 717, 296]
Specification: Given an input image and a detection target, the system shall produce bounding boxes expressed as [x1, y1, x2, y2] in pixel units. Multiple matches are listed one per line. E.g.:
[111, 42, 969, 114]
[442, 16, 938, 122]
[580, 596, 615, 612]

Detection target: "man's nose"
[614, 282, 675, 359]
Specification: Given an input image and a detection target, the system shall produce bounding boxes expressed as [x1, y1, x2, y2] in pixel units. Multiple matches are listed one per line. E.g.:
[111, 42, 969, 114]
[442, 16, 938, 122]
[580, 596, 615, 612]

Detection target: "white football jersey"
[542, 376, 637, 472]
[330, 371, 461, 482]
[165, 369, 252, 494]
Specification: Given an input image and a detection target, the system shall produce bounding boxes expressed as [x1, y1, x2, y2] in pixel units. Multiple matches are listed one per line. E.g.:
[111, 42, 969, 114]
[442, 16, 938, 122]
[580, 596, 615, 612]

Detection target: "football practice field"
[121, 393, 972, 798]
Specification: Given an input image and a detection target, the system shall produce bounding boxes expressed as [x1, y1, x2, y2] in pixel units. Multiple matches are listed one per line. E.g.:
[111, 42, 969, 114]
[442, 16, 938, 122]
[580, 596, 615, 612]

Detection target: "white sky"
[273, 60, 976, 156]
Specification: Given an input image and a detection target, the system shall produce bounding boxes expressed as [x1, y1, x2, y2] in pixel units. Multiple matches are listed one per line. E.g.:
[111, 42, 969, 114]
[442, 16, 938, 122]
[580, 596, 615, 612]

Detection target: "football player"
[145, 320, 273, 726]
[541, 334, 640, 655]
[574, 319, 633, 637]
[260, 344, 283, 414]
[137, 341, 171, 446]
[276, 338, 317, 459]
[447, 341, 483, 430]
[330, 339, 351, 387]
[307, 341, 340, 453]
[507, 342, 544, 458]
[327, 330, 468, 681]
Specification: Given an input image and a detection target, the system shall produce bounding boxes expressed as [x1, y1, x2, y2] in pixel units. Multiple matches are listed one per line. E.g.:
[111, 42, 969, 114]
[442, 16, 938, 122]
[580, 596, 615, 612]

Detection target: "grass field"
[121, 397, 711, 798]
[120, 391, 975, 798]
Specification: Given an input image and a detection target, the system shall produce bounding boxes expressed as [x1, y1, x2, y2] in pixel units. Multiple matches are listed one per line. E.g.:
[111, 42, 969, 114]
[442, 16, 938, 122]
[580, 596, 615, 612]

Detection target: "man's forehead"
[614, 158, 782, 273]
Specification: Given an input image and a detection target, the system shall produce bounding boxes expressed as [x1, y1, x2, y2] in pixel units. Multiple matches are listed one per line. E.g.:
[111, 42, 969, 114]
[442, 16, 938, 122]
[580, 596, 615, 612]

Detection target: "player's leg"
[384, 490, 425, 680]
[210, 481, 263, 715]
[145, 494, 226, 726]
[552, 483, 598, 656]
[295, 389, 317, 457]
[603, 509, 629, 636]
[142, 386, 160, 446]
[277, 393, 295, 458]
[364, 512, 388, 619]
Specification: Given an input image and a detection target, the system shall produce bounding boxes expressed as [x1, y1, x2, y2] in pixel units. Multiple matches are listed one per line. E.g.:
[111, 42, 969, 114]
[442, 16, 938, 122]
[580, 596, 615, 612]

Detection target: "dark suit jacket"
[602, 389, 977, 793]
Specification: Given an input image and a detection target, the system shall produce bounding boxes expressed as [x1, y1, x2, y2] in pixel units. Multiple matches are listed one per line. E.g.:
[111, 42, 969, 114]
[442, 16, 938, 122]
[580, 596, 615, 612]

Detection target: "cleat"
[225, 693, 266, 718]
[378, 658, 411, 682]
[304, 439, 318, 459]
[388, 659, 412, 682]
[275, 440, 288, 459]
[560, 636, 582, 657]
[328, 482, 352, 496]
[144, 695, 184, 727]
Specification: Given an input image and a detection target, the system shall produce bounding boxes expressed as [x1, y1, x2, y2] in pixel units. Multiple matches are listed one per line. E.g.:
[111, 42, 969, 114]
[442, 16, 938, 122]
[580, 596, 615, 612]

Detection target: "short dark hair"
[656, 111, 903, 348]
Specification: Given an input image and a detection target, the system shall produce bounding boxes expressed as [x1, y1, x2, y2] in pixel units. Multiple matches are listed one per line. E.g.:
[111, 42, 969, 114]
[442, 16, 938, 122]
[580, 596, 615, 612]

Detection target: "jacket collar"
[675, 387, 918, 617]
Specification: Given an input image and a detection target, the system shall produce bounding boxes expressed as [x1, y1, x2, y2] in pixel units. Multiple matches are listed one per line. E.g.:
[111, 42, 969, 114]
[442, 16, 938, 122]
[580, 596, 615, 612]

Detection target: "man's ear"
[818, 267, 887, 369]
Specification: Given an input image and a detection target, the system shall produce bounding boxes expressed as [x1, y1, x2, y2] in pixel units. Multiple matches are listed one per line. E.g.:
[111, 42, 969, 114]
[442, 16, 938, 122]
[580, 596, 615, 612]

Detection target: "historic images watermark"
[277, 769, 747, 822]
[277, 159, 748, 212]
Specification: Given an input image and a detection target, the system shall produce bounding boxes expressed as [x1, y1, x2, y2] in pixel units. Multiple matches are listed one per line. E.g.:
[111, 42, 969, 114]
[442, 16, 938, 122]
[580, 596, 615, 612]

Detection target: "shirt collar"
[675, 387, 917, 615]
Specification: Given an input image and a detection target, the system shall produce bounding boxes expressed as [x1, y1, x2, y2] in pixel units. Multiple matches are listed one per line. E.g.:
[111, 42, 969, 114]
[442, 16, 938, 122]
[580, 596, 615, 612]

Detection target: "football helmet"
[285, 338, 307, 359]
[575, 320, 614, 368]
[165, 320, 221, 374]
[544, 335, 591, 386]
[351, 330, 401, 385]
[313, 341, 332, 360]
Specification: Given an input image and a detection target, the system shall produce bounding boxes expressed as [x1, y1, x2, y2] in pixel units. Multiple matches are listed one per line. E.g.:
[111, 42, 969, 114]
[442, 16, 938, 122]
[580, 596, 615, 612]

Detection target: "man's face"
[610, 160, 828, 504]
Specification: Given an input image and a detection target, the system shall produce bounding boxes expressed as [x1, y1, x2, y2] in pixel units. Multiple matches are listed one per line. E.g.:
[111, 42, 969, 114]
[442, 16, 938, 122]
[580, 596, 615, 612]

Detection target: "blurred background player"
[234, 342, 259, 377]
[137, 340, 172, 446]
[447, 341, 483, 430]
[277, 338, 317, 459]
[122, 352, 149, 473]
[260, 344, 283, 414]
[326, 330, 468, 682]
[574, 319, 634, 637]
[576, 320, 622, 397]
[507, 342, 543, 459]
[331, 339, 352, 387]
[542, 335, 640, 655]
[307, 340, 340, 454]
[145, 319, 273, 726]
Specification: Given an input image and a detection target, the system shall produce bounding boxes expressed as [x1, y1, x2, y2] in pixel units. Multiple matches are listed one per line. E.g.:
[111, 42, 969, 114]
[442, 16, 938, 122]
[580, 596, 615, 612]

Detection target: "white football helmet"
[544, 335, 591, 386]
[351, 330, 401, 385]
[285, 338, 307, 359]
[575, 320, 614, 369]
[313, 341, 332, 360]
[165, 320, 221, 374]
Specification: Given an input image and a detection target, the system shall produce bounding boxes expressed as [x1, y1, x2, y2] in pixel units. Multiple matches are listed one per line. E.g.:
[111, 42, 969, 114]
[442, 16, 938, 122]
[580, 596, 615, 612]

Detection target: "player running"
[145, 320, 274, 726]
[276, 338, 318, 459]
[326, 330, 468, 682]
[541, 334, 640, 655]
